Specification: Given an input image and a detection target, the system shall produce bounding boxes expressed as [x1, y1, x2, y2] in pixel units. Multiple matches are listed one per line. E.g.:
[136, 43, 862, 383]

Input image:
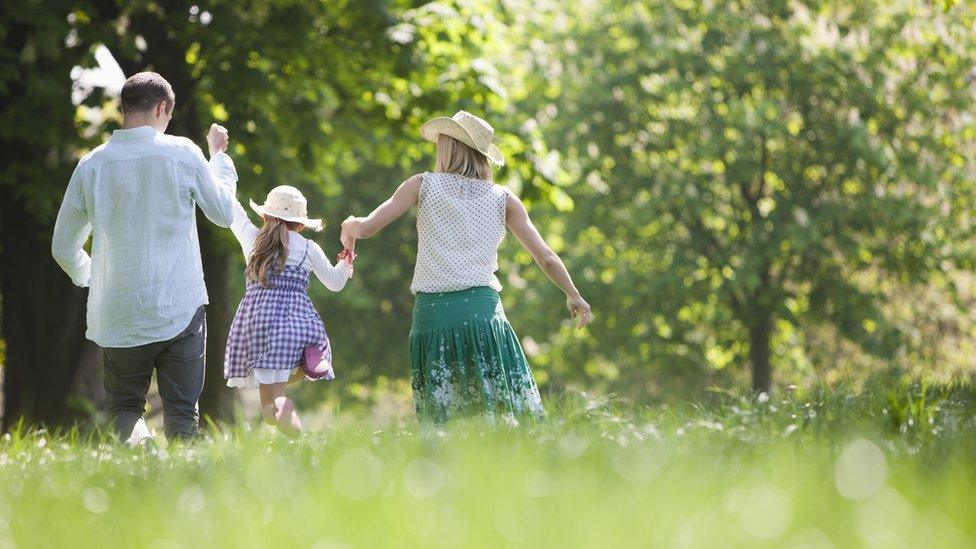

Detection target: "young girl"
[224, 185, 354, 434]
[340, 110, 591, 423]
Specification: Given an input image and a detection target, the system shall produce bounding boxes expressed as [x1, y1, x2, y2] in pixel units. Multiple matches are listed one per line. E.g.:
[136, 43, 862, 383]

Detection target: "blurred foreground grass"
[1, 378, 974, 548]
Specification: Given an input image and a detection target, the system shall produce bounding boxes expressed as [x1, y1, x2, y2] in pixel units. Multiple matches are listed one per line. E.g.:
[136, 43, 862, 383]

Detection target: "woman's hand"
[340, 216, 362, 250]
[567, 294, 592, 328]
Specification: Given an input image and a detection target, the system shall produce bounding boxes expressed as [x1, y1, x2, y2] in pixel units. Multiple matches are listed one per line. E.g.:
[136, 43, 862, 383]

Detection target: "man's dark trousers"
[102, 305, 207, 441]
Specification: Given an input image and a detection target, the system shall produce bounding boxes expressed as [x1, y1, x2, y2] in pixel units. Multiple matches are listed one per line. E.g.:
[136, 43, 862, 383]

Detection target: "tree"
[509, 0, 976, 393]
[0, 2, 110, 429]
[9, 0, 968, 421]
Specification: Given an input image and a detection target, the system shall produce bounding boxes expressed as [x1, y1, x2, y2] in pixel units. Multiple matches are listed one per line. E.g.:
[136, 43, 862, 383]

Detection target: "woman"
[341, 110, 591, 423]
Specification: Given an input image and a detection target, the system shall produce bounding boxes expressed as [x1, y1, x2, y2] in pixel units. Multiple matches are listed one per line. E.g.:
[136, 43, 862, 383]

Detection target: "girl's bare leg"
[258, 382, 302, 436]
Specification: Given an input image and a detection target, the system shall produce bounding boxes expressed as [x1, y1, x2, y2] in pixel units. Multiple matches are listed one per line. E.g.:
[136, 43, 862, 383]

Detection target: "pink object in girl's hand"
[337, 249, 357, 265]
[303, 345, 334, 380]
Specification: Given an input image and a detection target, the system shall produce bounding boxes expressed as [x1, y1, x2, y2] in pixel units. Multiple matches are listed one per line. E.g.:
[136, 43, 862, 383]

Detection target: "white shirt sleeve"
[208, 151, 238, 192]
[189, 148, 237, 228]
[51, 162, 93, 287]
[228, 195, 259, 257]
[207, 152, 258, 256]
[307, 241, 352, 292]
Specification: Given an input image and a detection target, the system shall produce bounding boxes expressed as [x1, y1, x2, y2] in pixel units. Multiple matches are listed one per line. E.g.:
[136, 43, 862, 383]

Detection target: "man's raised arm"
[190, 123, 238, 228]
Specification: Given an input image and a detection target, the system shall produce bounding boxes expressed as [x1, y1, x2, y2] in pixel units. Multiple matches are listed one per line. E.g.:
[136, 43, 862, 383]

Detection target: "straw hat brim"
[421, 117, 505, 166]
[249, 199, 323, 231]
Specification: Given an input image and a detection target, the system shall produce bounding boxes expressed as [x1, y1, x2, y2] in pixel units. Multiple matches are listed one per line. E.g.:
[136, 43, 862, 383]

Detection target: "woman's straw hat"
[420, 110, 504, 166]
[249, 185, 323, 231]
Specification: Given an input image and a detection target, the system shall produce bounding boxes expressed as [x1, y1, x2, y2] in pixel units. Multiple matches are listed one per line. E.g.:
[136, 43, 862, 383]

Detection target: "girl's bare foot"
[274, 396, 303, 436]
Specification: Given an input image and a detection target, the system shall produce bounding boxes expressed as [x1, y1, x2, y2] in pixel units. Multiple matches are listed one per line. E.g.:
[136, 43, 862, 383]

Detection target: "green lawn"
[1, 379, 973, 548]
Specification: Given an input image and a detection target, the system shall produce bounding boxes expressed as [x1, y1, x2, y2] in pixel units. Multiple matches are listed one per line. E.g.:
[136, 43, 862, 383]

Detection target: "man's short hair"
[120, 72, 175, 114]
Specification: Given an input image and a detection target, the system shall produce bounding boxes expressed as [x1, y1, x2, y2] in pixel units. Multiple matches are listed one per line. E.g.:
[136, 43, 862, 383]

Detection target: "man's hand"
[207, 123, 229, 156]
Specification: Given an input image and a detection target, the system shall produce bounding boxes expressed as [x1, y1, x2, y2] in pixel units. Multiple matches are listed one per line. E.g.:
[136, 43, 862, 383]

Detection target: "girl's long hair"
[436, 134, 492, 181]
[245, 216, 302, 286]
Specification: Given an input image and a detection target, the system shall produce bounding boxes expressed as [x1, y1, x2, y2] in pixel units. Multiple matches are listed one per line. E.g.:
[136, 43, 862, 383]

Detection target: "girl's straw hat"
[249, 185, 323, 231]
[420, 110, 505, 166]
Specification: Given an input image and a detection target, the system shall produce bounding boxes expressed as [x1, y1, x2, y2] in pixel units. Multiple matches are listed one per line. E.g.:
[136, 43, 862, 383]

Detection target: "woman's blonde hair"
[435, 134, 492, 181]
[245, 216, 303, 287]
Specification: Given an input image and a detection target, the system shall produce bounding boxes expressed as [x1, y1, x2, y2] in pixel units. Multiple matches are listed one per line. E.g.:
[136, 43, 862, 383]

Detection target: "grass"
[1, 378, 974, 548]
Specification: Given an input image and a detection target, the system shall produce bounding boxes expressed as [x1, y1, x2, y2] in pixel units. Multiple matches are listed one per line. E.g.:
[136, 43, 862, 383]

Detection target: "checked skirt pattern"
[224, 264, 331, 381]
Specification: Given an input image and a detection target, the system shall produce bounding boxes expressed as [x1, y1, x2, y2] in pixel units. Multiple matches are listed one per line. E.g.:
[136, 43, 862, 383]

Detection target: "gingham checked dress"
[224, 241, 332, 387]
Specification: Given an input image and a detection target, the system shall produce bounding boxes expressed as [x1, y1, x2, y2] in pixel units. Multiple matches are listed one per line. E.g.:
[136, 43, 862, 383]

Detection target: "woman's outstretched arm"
[505, 192, 592, 328]
[340, 174, 421, 249]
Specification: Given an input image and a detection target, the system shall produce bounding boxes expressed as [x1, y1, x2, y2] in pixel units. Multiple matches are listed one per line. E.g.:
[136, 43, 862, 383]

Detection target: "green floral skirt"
[409, 286, 545, 423]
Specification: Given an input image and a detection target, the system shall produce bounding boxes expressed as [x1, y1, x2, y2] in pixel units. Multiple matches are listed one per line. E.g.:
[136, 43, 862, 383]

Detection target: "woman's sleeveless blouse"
[410, 172, 509, 294]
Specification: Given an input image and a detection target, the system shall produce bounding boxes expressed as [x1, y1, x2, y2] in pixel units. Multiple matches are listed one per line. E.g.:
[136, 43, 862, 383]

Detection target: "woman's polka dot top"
[410, 171, 509, 294]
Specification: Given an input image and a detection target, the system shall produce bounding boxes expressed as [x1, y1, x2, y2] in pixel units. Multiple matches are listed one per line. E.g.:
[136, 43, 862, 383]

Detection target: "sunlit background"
[2, 2, 976, 547]
[3, 0, 976, 426]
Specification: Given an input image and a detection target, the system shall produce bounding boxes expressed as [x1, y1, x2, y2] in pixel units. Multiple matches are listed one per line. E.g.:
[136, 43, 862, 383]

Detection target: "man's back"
[52, 125, 237, 348]
[52, 71, 238, 443]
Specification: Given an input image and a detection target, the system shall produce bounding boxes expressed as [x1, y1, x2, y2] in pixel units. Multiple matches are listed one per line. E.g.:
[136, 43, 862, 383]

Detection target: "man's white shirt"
[52, 125, 238, 348]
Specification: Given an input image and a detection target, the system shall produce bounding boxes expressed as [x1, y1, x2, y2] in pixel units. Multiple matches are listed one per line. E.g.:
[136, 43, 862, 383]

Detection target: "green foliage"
[1, 379, 975, 546]
[5, 0, 976, 402]
[495, 0, 976, 393]
[0, 0, 104, 219]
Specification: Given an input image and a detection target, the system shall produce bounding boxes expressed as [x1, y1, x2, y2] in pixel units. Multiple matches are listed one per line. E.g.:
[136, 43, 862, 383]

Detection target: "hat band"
[265, 207, 306, 218]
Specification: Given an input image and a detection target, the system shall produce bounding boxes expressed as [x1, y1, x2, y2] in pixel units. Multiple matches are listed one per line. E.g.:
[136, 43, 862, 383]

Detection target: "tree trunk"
[0, 196, 104, 431]
[738, 132, 775, 395]
[748, 314, 773, 394]
[198, 221, 237, 423]
[0, 7, 110, 431]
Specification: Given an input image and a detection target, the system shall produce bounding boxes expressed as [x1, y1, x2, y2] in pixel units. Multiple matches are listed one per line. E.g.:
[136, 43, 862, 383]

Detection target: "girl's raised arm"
[340, 174, 422, 249]
[229, 193, 260, 251]
[505, 192, 592, 328]
[206, 139, 258, 251]
[307, 242, 353, 292]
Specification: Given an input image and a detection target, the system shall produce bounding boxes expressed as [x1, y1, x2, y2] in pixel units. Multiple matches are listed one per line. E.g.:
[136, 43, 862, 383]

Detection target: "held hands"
[567, 293, 592, 328]
[207, 123, 229, 156]
[338, 217, 361, 280]
[337, 249, 356, 278]
[340, 215, 362, 251]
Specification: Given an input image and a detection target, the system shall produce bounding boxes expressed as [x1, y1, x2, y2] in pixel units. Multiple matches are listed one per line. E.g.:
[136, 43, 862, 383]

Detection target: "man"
[52, 71, 238, 444]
